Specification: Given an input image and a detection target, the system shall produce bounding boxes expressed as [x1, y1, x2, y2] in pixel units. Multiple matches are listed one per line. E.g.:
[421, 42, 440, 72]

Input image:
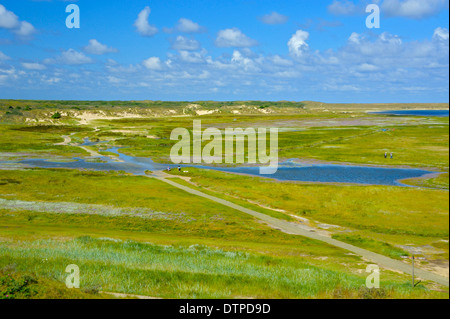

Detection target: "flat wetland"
[0, 100, 448, 299]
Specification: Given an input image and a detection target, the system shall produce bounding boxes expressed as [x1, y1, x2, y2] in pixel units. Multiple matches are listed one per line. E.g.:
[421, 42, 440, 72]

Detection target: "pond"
[370, 110, 449, 117]
[12, 147, 434, 187]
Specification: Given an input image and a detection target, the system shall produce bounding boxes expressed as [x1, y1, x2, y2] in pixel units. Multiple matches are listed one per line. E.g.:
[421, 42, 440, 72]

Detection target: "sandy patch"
[111, 130, 147, 135]
[75, 112, 145, 125]
[420, 260, 449, 278]
[196, 110, 217, 116]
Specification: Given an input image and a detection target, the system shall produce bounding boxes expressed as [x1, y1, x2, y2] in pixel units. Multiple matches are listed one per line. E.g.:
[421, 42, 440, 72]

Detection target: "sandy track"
[152, 174, 449, 287]
[54, 133, 75, 146]
[54, 133, 123, 162]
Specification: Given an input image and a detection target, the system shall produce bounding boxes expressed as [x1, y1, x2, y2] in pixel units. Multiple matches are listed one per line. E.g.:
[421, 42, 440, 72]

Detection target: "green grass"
[0, 125, 91, 158]
[0, 237, 445, 299]
[331, 234, 409, 259]
[277, 124, 449, 170]
[402, 173, 449, 190]
[0, 101, 448, 299]
[1, 168, 447, 298]
[0, 168, 360, 261]
[1, 103, 448, 171]
[0, 169, 295, 241]
[0, 265, 108, 299]
[165, 168, 449, 259]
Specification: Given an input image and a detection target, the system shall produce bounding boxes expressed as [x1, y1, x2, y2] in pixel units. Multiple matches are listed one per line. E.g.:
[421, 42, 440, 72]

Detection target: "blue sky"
[0, 0, 448, 102]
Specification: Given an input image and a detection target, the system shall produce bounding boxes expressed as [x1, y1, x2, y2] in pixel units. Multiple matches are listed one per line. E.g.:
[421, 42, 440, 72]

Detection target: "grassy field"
[0, 100, 448, 298]
[0, 237, 445, 299]
[165, 168, 449, 260]
[403, 173, 450, 190]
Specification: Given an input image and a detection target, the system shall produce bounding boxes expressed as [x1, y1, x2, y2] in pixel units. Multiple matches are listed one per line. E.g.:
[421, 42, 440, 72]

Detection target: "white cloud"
[271, 55, 293, 66]
[0, 5, 36, 37]
[4, 22, 447, 103]
[134, 6, 158, 37]
[171, 36, 200, 51]
[345, 32, 403, 57]
[178, 50, 207, 63]
[106, 60, 140, 74]
[0, 67, 18, 84]
[231, 50, 260, 72]
[143, 57, 162, 70]
[84, 39, 118, 55]
[382, 0, 449, 19]
[107, 76, 122, 84]
[0, 51, 10, 61]
[328, 0, 361, 15]
[433, 27, 449, 41]
[348, 32, 362, 44]
[0, 4, 19, 29]
[357, 63, 379, 72]
[259, 12, 289, 24]
[42, 76, 61, 84]
[45, 49, 93, 65]
[215, 28, 258, 48]
[379, 32, 402, 46]
[288, 30, 310, 58]
[328, 0, 448, 19]
[14, 21, 36, 36]
[21, 62, 46, 70]
[166, 18, 206, 33]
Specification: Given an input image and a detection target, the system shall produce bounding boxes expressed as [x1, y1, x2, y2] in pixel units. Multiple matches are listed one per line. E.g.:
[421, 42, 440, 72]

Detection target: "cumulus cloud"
[14, 21, 36, 36]
[215, 28, 258, 48]
[165, 18, 206, 33]
[288, 30, 310, 58]
[0, 51, 10, 61]
[271, 55, 294, 66]
[3, 17, 447, 103]
[84, 39, 118, 55]
[357, 63, 379, 72]
[382, 0, 449, 19]
[0, 5, 19, 29]
[329, 0, 448, 19]
[433, 27, 449, 41]
[348, 32, 362, 44]
[178, 50, 208, 64]
[0, 4, 36, 37]
[143, 57, 163, 70]
[231, 50, 260, 72]
[346, 31, 403, 56]
[134, 6, 158, 37]
[170, 36, 200, 51]
[259, 12, 289, 24]
[21, 62, 46, 70]
[0, 67, 18, 84]
[45, 49, 93, 65]
[328, 0, 362, 15]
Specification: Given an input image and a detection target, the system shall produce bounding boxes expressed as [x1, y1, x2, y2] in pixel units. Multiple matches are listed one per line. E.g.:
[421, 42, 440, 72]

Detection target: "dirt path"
[54, 133, 75, 146]
[54, 133, 124, 162]
[100, 291, 162, 299]
[78, 146, 103, 157]
[152, 174, 449, 287]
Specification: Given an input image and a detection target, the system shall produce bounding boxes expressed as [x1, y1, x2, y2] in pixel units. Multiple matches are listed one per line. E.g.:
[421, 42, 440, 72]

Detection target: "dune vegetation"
[0, 100, 448, 298]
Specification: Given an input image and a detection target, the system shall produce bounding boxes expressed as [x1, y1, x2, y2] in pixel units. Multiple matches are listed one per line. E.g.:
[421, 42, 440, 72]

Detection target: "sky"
[0, 0, 449, 103]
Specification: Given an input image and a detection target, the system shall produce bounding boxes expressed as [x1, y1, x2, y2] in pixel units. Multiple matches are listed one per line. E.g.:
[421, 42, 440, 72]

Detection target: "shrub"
[51, 112, 62, 119]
